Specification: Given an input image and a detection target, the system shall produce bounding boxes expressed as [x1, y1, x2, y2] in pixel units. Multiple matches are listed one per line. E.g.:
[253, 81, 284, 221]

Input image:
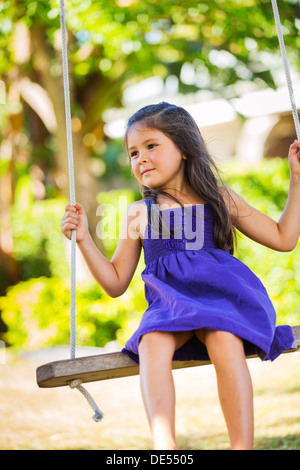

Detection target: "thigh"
[139, 330, 195, 356]
[173, 330, 195, 350]
[195, 328, 242, 346]
[194, 328, 207, 345]
[196, 329, 245, 365]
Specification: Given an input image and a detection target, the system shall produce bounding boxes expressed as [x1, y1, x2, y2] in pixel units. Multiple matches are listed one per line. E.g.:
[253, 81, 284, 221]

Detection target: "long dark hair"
[124, 101, 238, 255]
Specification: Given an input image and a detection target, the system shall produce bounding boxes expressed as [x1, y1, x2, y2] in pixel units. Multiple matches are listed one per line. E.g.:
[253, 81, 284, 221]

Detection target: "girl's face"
[126, 125, 187, 189]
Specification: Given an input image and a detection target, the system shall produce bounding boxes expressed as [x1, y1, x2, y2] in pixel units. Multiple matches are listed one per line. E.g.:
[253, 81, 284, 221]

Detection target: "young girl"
[61, 102, 299, 450]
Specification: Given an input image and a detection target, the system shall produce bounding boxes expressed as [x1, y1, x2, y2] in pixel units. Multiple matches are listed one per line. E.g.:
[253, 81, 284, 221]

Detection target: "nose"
[137, 151, 149, 164]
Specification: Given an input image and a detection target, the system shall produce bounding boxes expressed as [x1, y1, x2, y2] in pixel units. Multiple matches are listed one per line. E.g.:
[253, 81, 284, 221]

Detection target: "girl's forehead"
[126, 125, 167, 145]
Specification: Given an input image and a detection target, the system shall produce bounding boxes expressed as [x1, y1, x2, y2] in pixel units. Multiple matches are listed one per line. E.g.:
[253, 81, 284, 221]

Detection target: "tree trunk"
[0, 156, 20, 292]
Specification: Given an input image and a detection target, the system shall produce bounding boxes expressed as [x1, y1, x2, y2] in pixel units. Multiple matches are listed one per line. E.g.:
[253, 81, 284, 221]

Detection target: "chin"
[144, 183, 162, 189]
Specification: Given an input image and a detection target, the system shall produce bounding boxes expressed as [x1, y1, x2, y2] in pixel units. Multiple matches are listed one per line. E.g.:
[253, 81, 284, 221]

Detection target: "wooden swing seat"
[36, 325, 300, 388]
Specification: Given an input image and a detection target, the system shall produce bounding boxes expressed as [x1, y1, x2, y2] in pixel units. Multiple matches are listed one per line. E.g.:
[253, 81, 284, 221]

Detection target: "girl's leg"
[138, 330, 194, 450]
[196, 329, 254, 450]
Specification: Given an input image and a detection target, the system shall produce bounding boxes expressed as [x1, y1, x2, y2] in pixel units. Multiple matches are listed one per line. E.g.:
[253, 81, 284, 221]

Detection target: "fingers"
[62, 211, 79, 226]
[65, 203, 78, 213]
[61, 203, 81, 239]
[64, 202, 84, 210]
[289, 140, 300, 157]
[63, 206, 78, 221]
[61, 203, 87, 241]
[61, 218, 78, 240]
[290, 139, 299, 149]
[63, 215, 79, 226]
[63, 202, 84, 218]
[74, 202, 86, 214]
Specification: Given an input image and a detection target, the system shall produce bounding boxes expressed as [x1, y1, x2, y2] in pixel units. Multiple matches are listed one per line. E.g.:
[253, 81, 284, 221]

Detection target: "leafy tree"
[0, 0, 299, 287]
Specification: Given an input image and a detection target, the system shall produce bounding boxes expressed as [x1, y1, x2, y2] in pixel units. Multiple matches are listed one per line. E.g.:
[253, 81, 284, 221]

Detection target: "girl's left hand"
[288, 139, 300, 178]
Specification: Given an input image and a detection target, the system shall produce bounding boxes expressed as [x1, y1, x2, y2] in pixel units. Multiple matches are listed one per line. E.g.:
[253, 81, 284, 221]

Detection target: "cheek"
[146, 153, 159, 168]
[131, 161, 141, 178]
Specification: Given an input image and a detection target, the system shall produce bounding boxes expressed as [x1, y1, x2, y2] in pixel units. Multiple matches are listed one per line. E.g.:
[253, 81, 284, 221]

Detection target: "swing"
[36, 0, 300, 421]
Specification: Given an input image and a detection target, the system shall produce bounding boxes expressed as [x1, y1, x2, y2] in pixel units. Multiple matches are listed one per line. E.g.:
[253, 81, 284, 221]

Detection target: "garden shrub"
[0, 274, 146, 350]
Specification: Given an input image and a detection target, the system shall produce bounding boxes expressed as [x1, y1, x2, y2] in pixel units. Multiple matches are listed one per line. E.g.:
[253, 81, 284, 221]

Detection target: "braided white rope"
[70, 380, 104, 422]
[59, 0, 76, 361]
[271, 0, 300, 140]
[59, 0, 103, 423]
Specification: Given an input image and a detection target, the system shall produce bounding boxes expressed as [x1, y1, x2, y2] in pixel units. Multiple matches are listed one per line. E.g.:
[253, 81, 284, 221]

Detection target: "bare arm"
[277, 175, 300, 251]
[221, 141, 300, 252]
[76, 232, 123, 297]
[223, 188, 292, 252]
[222, 140, 300, 251]
[277, 140, 300, 250]
[62, 202, 142, 297]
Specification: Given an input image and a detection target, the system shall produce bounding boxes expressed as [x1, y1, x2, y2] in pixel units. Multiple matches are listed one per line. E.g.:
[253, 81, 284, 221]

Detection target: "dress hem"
[121, 322, 294, 366]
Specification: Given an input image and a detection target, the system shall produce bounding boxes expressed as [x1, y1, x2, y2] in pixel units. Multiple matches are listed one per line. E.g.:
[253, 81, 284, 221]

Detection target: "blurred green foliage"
[0, 157, 299, 350]
[11, 196, 69, 281]
[96, 188, 138, 258]
[0, 276, 146, 350]
[2, 0, 299, 86]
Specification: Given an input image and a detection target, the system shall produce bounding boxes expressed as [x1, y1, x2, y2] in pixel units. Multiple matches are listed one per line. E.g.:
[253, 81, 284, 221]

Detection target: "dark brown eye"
[130, 151, 138, 158]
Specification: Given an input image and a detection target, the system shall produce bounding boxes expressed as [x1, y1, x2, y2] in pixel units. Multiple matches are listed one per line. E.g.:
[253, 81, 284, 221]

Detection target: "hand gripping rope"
[59, 0, 103, 423]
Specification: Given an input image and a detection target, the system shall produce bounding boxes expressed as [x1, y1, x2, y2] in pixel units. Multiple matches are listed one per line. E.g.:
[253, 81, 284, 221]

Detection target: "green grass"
[1, 349, 300, 450]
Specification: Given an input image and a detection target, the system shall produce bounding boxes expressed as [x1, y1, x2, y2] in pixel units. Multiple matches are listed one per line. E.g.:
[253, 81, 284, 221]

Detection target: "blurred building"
[103, 75, 300, 166]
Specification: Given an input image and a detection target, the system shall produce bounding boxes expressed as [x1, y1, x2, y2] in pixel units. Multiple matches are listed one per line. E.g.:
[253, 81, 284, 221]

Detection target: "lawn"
[1, 347, 300, 450]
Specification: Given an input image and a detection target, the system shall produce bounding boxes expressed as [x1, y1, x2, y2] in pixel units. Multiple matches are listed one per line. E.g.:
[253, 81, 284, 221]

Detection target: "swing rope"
[271, 0, 300, 140]
[59, 0, 103, 423]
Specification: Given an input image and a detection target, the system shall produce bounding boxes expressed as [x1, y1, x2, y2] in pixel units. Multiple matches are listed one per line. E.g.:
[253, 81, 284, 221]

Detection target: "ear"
[182, 155, 187, 160]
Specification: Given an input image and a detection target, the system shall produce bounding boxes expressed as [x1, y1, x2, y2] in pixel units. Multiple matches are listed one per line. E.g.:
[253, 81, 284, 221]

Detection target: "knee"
[139, 331, 159, 349]
[139, 331, 171, 351]
[138, 331, 175, 359]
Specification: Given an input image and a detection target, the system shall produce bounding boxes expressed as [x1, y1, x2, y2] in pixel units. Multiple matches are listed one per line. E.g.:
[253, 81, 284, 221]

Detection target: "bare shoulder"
[126, 200, 148, 240]
[127, 200, 148, 220]
[129, 199, 147, 211]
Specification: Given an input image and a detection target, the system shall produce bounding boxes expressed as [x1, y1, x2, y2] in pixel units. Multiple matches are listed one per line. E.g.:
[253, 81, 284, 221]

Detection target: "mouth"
[142, 168, 155, 175]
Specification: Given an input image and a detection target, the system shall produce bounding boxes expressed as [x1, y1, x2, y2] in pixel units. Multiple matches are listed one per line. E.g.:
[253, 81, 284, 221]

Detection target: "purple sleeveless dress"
[122, 200, 295, 364]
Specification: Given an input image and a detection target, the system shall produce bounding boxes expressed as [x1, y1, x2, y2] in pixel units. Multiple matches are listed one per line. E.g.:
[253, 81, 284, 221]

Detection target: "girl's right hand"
[61, 202, 89, 243]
